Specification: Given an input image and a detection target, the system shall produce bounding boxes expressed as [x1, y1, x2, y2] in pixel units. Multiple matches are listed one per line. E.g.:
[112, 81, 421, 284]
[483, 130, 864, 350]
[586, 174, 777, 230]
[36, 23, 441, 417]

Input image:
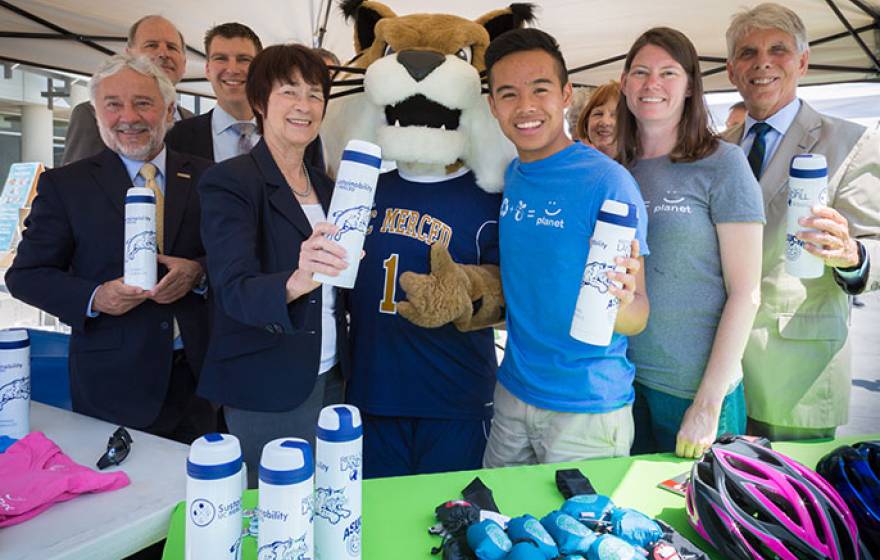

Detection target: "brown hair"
[246, 44, 330, 134]
[576, 81, 620, 144]
[617, 27, 717, 166]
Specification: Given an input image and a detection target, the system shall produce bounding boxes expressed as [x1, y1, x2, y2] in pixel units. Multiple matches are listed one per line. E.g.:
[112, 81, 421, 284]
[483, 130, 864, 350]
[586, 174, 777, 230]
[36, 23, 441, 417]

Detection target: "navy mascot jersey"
[347, 169, 501, 419]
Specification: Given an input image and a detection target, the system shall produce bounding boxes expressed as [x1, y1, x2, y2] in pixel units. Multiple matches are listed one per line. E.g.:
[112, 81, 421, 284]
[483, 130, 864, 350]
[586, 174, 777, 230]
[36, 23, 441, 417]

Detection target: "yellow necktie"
[138, 162, 163, 253]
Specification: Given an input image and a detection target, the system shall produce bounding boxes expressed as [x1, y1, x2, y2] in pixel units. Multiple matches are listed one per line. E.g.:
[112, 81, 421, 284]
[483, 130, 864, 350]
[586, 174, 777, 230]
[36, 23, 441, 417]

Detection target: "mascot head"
[322, 1, 536, 192]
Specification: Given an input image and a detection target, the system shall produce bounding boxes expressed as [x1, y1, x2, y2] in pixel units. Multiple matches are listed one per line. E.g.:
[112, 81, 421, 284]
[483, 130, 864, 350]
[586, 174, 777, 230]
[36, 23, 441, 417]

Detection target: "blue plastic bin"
[27, 328, 72, 410]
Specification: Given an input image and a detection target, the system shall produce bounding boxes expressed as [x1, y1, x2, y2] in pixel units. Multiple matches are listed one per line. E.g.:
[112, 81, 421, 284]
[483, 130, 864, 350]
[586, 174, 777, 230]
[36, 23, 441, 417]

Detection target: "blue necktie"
[747, 122, 772, 180]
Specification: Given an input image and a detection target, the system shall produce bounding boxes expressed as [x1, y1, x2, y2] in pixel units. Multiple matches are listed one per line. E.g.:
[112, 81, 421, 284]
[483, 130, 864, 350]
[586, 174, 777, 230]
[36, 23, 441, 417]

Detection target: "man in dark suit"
[166, 23, 325, 169]
[62, 15, 194, 165]
[6, 53, 215, 443]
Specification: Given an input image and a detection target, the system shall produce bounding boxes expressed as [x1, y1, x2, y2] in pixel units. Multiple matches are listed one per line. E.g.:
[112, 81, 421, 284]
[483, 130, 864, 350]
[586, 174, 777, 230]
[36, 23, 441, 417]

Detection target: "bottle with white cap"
[570, 200, 639, 347]
[124, 186, 157, 290]
[258, 438, 314, 560]
[315, 405, 363, 560]
[186, 433, 244, 560]
[0, 329, 30, 439]
[313, 140, 382, 289]
[786, 154, 828, 279]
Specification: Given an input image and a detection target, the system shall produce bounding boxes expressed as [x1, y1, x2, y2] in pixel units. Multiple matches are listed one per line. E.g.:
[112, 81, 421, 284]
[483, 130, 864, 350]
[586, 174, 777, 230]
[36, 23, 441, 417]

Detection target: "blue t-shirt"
[498, 143, 649, 413]
[347, 169, 501, 419]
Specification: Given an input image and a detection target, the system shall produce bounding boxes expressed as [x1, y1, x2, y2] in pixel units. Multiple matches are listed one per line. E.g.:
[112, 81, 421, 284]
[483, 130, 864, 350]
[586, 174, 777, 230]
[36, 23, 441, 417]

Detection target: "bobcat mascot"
[323, 1, 535, 477]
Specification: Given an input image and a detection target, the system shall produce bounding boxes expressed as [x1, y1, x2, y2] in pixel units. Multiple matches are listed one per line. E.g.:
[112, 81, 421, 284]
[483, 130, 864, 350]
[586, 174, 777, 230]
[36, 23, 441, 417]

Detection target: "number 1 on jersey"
[379, 253, 399, 314]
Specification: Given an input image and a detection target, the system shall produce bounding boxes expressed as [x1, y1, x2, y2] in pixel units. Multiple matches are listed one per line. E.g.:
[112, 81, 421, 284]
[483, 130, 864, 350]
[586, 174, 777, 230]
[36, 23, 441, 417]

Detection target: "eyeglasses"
[97, 426, 133, 470]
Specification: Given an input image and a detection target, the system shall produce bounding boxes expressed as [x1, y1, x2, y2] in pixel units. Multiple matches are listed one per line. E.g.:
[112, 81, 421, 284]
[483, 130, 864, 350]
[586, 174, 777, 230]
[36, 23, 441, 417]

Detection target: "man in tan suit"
[723, 3, 880, 440]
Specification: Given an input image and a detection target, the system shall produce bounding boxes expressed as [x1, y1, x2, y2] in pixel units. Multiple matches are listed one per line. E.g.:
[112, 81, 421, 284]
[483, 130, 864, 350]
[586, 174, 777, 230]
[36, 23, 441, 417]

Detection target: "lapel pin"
[176, 172, 191, 179]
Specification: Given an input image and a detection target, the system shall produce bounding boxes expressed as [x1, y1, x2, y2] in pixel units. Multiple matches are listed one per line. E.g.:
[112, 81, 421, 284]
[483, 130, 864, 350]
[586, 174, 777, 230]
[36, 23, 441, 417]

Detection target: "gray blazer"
[723, 100, 880, 428]
[62, 101, 194, 166]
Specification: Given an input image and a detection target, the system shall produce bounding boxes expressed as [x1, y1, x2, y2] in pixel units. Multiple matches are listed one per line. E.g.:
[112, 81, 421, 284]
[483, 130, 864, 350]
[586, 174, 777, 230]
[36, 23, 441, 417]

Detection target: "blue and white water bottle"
[124, 186, 157, 290]
[258, 438, 314, 560]
[570, 200, 638, 346]
[0, 329, 30, 439]
[315, 405, 363, 560]
[186, 433, 244, 560]
[786, 154, 828, 279]
[313, 140, 382, 289]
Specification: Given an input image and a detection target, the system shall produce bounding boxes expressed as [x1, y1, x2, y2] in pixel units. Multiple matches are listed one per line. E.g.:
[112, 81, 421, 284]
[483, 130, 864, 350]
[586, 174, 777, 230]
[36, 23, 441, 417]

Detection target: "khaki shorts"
[483, 382, 634, 468]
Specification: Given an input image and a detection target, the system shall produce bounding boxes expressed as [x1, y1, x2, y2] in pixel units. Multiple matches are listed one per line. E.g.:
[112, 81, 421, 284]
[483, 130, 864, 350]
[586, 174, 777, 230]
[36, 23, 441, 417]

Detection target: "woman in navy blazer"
[197, 44, 348, 485]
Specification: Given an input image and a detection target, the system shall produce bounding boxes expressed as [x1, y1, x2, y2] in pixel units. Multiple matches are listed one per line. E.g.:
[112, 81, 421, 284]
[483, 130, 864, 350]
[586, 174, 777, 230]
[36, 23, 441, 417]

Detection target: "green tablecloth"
[162, 436, 875, 559]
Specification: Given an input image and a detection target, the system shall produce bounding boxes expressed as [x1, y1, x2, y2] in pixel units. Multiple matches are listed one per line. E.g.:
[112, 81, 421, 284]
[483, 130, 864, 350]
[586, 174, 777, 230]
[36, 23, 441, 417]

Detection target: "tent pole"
[847, 0, 880, 19]
[824, 0, 880, 72]
[0, 0, 114, 56]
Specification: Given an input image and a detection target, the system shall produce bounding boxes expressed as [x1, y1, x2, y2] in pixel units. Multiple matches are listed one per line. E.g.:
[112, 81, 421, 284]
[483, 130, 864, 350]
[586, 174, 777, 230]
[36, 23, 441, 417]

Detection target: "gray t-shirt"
[628, 141, 765, 398]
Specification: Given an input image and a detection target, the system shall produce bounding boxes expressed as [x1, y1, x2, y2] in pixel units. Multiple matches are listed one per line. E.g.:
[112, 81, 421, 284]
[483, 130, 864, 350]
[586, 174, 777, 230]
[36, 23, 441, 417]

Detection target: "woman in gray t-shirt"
[617, 27, 765, 458]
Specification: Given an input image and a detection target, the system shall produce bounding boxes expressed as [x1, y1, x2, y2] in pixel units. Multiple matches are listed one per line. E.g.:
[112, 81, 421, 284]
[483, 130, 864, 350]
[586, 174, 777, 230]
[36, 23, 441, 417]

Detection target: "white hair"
[89, 53, 177, 109]
[726, 2, 809, 59]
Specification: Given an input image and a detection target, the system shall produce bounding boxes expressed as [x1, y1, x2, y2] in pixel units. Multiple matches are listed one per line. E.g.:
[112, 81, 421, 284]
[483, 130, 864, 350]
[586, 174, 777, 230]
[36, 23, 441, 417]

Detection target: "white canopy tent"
[1, 0, 878, 98]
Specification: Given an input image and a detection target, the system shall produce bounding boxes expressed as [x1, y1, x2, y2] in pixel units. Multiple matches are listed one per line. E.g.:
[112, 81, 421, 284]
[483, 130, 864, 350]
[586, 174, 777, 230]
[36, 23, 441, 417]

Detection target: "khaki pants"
[483, 382, 634, 468]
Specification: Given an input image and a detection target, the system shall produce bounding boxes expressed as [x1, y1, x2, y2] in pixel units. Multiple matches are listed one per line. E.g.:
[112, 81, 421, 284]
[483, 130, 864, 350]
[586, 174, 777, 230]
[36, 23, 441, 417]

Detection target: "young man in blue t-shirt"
[483, 28, 651, 466]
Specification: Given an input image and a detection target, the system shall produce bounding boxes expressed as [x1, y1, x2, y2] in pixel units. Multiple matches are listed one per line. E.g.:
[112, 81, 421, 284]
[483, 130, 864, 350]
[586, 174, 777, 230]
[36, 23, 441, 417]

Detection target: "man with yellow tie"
[6, 54, 215, 443]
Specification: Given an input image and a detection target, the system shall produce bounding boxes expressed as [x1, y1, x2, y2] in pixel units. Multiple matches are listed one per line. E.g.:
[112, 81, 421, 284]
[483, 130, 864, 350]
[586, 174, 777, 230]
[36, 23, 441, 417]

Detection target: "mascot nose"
[397, 50, 445, 82]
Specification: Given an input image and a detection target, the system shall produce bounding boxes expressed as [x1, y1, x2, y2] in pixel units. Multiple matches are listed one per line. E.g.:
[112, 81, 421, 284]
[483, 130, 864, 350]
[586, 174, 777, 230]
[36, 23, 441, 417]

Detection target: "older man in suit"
[723, 3, 880, 440]
[6, 54, 215, 443]
[62, 15, 194, 165]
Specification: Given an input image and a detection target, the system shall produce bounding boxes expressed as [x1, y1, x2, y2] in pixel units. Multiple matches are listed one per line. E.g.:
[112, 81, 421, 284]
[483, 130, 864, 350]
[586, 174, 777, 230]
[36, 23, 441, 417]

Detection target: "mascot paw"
[398, 243, 473, 328]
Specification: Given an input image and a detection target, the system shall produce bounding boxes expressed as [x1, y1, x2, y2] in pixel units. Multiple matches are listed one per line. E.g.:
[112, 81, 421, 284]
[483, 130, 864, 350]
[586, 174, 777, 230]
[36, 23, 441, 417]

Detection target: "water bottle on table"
[186, 433, 243, 560]
[0, 329, 30, 439]
[315, 405, 363, 560]
[258, 438, 315, 560]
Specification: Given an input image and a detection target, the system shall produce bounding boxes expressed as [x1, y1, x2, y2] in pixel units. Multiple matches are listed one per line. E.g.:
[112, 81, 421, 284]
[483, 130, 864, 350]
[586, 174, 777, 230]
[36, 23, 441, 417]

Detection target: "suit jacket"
[165, 107, 327, 170]
[5, 148, 213, 428]
[197, 139, 349, 412]
[62, 101, 194, 165]
[723, 101, 880, 428]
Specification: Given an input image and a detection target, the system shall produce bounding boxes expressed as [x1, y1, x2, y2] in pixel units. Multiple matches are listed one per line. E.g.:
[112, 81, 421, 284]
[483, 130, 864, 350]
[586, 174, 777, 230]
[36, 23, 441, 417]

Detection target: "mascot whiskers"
[323, 1, 535, 477]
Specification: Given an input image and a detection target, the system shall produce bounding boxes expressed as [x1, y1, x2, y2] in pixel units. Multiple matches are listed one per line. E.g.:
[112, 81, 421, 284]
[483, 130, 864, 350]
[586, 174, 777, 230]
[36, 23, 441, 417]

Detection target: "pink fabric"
[0, 431, 130, 527]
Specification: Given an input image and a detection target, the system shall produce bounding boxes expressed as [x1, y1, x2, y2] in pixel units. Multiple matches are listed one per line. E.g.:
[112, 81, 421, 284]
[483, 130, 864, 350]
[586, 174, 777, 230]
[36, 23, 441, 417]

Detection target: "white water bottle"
[186, 433, 244, 560]
[786, 154, 828, 279]
[258, 438, 315, 560]
[313, 140, 382, 289]
[124, 186, 157, 290]
[0, 329, 30, 439]
[570, 200, 638, 347]
[315, 405, 363, 560]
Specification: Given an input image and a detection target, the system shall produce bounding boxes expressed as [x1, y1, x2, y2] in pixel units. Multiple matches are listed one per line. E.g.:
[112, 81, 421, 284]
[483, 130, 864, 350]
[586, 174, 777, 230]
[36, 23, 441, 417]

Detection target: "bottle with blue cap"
[0, 329, 30, 439]
[186, 433, 244, 560]
[313, 139, 382, 289]
[786, 154, 828, 279]
[570, 200, 639, 346]
[315, 404, 363, 560]
[257, 438, 314, 560]
[123, 186, 157, 290]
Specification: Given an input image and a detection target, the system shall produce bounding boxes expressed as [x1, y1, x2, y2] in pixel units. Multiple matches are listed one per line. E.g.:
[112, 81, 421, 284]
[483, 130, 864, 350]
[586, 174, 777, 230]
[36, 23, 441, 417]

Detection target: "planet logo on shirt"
[189, 498, 216, 527]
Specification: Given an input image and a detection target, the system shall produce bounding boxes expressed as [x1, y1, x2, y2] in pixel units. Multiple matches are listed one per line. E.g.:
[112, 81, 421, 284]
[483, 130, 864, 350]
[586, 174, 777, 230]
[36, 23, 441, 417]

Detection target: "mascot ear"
[475, 3, 537, 42]
[340, 0, 397, 52]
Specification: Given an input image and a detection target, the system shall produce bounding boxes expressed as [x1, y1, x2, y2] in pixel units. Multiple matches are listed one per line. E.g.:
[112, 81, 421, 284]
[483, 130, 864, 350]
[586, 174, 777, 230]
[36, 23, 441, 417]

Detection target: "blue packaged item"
[505, 541, 546, 559]
[588, 534, 640, 560]
[540, 511, 597, 554]
[507, 515, 559, 559]
[0, 435, 17, 453]
[609, 507, 663, 548]
[560, 494, 616, 527]
[467, 519, 512, 560]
